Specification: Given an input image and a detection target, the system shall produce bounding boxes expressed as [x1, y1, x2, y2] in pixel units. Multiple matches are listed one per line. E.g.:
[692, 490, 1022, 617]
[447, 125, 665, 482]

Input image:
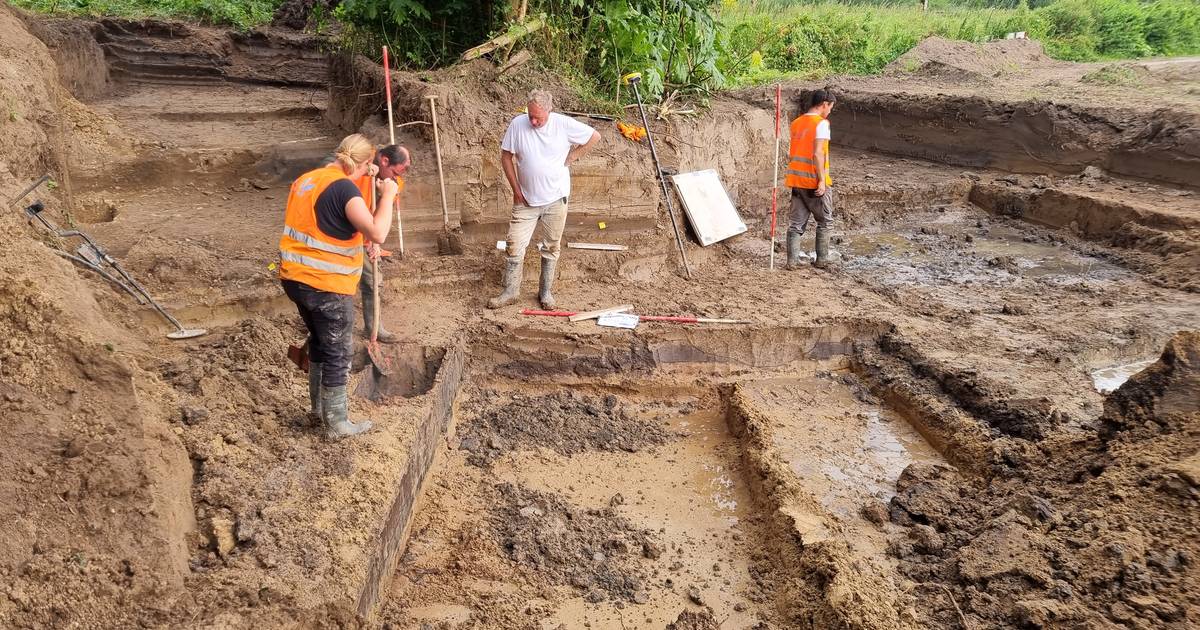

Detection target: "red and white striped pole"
[382, 46, 404, 256]
[769, 83, 781, 271]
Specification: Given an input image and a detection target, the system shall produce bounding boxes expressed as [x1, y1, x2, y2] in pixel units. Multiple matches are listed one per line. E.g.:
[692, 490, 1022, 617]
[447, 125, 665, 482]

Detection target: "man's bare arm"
[566, 130, 601, 166]
[501, 149, 525, 205]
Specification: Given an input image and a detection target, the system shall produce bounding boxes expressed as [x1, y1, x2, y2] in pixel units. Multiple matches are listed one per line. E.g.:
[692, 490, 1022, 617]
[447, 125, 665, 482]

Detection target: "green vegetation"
[723, 0, 1200, 81]
[11, 0, 1200, 100]
[12, 0, 283, 30]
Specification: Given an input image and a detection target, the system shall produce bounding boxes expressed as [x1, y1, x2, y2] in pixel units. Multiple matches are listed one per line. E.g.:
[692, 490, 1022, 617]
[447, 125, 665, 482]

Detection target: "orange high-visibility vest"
[785, 114, 832, 190]
[353, 174, 375, 213]
[279, 165, 364, 295]
[352, 174, 406, 214]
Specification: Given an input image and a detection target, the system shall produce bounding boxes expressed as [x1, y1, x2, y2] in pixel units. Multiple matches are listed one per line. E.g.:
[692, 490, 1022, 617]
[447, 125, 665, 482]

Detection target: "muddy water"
[1090, 358, 1157, 393]
[386, 383, 767, 628]
[500, 403, 759, 628]
[739, 373, 946, 551]
[840, 208, 1129, 289]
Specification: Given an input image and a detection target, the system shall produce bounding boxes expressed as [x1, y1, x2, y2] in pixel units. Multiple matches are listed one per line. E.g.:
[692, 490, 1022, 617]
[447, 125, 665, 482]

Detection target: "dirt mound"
[667, 609, 720, 629]
[490, 482, 661, 603]
[886, 36, 1056, 82]
[886, 331, 1200, 629]
[458, 389, 672, 466]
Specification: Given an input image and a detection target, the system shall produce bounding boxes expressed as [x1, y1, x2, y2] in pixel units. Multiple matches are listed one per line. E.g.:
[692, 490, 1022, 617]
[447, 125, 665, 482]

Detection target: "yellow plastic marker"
[598, 222, 607, 230]
[268, 262, 278, 271]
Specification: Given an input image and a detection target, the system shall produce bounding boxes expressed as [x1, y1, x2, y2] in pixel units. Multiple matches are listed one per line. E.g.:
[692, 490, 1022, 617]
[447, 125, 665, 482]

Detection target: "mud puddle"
[1090, 358, 1157, 393]
[736, 371, 946, 554]
[840, 207, 1129, 289]
[383, 381, 769, 628]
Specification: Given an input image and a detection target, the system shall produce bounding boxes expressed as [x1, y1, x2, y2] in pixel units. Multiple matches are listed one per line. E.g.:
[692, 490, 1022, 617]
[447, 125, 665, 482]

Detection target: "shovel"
[365, 177, 393, 375]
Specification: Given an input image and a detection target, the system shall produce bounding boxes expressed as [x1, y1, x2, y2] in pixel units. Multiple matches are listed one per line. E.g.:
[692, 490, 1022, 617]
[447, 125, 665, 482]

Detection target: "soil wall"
[735, 86, 1200, 189]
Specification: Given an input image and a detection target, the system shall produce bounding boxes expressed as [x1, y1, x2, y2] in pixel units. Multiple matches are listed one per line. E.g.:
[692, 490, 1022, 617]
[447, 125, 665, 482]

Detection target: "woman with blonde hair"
[279, 134, 398, 438]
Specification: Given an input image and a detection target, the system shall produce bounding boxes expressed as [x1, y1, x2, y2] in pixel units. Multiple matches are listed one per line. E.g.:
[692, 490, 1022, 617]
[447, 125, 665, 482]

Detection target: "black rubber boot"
[538, 258, 558, 310]
[487, 258, 523, 309]
[321, 385, 372, 439]
[786, 231, 805, 270]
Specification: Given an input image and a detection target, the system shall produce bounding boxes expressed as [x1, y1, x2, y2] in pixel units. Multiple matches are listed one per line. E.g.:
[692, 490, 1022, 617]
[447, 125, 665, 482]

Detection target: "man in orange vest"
[352, 145, 410, 344]
[281, 134, 398, 439]
[784, 89, 837, 269]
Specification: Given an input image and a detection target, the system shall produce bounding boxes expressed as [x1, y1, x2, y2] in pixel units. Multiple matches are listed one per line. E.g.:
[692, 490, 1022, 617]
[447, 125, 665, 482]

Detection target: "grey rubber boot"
[361, 300, 399, 344]
[813, 227, 833, 269]
[486, 257, 523, 309]
[321, 384, 373, 439]
[786, 231, 805, 270]
[538, 258, 558, 310]
[308, 361, 323, 423]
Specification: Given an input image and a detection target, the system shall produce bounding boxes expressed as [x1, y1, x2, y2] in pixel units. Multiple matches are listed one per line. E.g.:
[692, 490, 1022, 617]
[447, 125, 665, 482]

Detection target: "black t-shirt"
[315, 179, 362, 240]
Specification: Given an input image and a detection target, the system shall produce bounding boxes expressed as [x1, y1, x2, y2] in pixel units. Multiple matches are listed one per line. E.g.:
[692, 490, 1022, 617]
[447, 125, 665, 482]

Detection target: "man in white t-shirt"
[784, 89, 836, 269]
[488, 89, 601, 310]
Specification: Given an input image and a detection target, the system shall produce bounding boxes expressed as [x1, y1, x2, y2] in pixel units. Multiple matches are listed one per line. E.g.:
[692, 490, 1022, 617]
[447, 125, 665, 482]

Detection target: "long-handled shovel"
[428, 95, 463, 255]
[364, 177, 392, 375]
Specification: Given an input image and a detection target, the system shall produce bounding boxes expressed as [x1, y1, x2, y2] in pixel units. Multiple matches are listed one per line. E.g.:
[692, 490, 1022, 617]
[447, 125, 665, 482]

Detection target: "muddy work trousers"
[282, 279, 355, 388]
[358, 257, 381, 325]
[788, 187, 835, 236]
[504, 197, 568, 262]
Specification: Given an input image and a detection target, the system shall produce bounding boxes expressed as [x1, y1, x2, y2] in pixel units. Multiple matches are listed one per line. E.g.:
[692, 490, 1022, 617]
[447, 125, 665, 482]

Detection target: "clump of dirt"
[489, 482, 661, 603]
[886, 332, 1200, 629]
[886, 36, 1057, 83]
[458, 389, 671, 466]
[667, 608, 720, 629]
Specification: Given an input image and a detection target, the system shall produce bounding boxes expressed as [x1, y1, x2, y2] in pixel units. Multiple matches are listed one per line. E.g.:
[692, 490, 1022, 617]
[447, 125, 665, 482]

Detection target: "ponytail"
[333, 133, 375, 174]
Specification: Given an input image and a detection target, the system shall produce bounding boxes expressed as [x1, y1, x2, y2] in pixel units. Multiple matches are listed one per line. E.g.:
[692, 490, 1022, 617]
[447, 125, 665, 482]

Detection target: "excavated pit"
[5, 11, 1199, 629]
[373, 326, 956, 627]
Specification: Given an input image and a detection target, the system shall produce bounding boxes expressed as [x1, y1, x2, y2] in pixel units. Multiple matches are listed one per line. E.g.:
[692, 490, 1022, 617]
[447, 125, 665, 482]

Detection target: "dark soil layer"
[886, 332, 1200, 629]
[458, 390, 672, 466]
[489, 482, 661, 604]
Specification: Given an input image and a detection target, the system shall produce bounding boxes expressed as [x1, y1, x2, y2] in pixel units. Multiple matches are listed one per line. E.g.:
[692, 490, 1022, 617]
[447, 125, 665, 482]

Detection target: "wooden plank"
[567, 242, 628, 252]
[568, 304, 634, 323]
[461, 18, 544, 61]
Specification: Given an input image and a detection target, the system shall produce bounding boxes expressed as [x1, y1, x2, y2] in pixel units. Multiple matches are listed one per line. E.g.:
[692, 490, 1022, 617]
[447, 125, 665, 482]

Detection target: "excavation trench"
[364, 325, 955, 627]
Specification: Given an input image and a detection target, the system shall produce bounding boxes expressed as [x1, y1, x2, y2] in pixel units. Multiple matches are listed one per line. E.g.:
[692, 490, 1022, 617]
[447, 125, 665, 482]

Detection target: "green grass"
[720, 0, 1200, 85]
[11, 0, 284, 30]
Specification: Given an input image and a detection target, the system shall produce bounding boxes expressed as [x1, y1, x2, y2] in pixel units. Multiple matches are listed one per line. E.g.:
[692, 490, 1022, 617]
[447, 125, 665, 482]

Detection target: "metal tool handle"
[370, 177, 380, 343]
[629, 80, 692, 279]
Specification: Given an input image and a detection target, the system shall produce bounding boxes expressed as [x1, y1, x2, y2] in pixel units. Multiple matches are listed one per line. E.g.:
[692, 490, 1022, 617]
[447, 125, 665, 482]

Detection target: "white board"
[670, 169, 748, 247]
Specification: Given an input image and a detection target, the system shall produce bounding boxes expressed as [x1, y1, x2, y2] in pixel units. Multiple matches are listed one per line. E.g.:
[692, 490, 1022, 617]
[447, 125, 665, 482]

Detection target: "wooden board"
[670, 169, 748, 246]
[568, 304, 634, 323]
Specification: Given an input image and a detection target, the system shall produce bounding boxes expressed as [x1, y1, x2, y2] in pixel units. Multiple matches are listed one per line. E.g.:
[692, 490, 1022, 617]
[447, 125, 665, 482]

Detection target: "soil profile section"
[355, 343, 465, 617]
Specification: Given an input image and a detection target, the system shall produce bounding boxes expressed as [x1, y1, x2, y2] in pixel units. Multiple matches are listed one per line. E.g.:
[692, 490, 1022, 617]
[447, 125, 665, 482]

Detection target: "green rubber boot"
[321, 385, 373, 439]
[539, 258, 558, 311]
[487, 258, 523, 309]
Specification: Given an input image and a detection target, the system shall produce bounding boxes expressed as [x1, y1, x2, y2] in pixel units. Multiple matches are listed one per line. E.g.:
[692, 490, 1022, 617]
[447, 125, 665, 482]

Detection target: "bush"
[1093, 0, 1152, 58]
[1144, 0, 1200, 55]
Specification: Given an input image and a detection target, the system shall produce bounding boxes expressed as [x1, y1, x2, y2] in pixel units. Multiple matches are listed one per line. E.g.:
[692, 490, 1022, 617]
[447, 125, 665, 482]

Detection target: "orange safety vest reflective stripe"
[279, 165, 364, 295]
[784, 114, 832, 190]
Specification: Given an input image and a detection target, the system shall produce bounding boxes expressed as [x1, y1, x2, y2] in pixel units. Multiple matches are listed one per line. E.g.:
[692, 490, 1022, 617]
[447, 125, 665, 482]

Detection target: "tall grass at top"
[720, 0, 1200, 84]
